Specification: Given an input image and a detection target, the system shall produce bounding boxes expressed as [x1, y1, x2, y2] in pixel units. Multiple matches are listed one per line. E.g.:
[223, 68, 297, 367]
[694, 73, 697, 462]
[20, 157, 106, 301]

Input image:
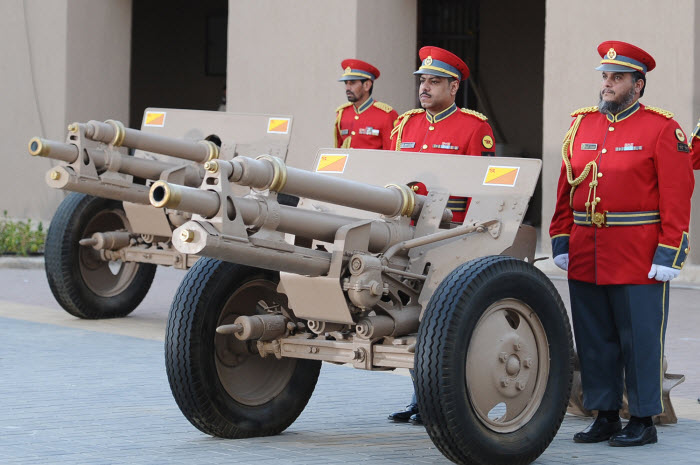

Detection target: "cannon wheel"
[44, 192, 156, 319]
[415, 256, 573, 465]
[165, 258, 321, 438]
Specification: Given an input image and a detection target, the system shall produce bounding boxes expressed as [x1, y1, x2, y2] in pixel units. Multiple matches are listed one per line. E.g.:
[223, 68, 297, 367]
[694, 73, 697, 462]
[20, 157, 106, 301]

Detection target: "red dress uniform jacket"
[334, 98, 398, 150]
[550, 103, 694, 285]
[389, 104, 495, 222]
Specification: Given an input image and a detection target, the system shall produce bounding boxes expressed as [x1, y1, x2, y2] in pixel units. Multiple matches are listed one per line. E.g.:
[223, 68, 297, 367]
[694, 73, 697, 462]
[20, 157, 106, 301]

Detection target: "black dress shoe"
[573, 416, 622, 443]
[388, 404, 419, 422]
[609, 422, 657, 447]
[409, 412, 423, 425]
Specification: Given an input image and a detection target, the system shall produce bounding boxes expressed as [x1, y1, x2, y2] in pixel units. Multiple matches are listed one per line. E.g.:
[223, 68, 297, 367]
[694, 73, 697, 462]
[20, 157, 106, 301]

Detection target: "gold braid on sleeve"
[561, 114, 599, 219]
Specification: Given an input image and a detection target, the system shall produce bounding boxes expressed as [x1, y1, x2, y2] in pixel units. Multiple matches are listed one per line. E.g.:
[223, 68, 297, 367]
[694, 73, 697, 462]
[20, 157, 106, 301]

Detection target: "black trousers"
[569, 280, 669, 417]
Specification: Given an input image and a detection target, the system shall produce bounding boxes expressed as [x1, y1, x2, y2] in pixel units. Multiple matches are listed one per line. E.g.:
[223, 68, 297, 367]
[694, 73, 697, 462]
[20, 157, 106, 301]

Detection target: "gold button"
[429, 126, 435, 131]
[602, 148, 607, 154]
[351, 131, 356, 135]
[422, 144, 428, 149]
[412, 185, 419, 191]
[608, 126, 615, 131]
[681, 261, 685, 266]
[354, 115, 359, 120]
[598, 173, 603, 178]
[684, 248, 689, 254]
[595, 197, 601, 202]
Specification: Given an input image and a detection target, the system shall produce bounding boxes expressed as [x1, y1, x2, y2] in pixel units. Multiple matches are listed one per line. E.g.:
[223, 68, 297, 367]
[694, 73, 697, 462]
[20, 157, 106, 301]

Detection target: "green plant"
[0, 210, 46, 256]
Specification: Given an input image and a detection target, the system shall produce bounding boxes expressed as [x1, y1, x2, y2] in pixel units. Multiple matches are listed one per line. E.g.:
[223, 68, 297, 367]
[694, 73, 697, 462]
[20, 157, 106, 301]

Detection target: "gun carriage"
[148, 146, 574, 465]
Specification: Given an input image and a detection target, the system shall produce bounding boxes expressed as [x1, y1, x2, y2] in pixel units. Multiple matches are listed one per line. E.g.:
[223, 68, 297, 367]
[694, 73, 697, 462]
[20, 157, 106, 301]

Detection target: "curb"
[0, 256, 45, 270]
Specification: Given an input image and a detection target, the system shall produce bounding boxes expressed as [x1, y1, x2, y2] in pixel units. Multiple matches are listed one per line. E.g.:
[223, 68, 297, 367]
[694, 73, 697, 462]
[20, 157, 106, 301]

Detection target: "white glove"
[553, 254, 569, 271]
[648, 264, 680, 282]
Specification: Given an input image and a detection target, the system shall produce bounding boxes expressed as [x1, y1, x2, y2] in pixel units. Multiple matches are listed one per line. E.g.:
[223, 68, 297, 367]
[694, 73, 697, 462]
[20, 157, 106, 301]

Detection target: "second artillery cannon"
[155, 148, 575, 465]
[28, 109, 294, 318]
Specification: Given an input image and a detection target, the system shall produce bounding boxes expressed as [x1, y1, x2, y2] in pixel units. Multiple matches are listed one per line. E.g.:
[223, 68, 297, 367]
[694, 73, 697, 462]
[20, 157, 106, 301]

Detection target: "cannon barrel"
[29, 137, 204, 187]
[81, 119, 219, 163]
[208, 157, 453, 223]
[150, 181, 411, 252]
[47, 165, 153, 205]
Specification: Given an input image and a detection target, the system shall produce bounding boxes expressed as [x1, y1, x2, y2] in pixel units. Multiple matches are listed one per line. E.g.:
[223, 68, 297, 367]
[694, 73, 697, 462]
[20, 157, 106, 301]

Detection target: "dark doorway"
[417, 0, 545, 226]
[129, 0, 228, 129]
[417, 0, 479, 110]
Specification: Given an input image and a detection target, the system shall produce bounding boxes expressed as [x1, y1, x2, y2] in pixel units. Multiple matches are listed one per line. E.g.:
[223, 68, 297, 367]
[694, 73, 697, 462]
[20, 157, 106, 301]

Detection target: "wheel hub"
[465, 298, 549, 433]
[214, 279, 297, 406]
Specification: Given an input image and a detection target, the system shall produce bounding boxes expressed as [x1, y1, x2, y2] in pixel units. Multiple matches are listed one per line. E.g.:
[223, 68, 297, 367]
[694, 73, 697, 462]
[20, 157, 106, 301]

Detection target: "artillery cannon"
[28, 109, 293, 318]
[157, 148, 574, 465]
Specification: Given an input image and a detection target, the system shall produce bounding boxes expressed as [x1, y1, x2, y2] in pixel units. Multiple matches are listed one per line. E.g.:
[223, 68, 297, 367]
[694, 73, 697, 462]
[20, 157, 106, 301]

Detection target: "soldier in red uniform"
[389, 46, 495, 223]
[334, 59, 398, 150]
[690, 117, 700, 169]
[387, 46, 495, 425]
[550, 41, 694, 447]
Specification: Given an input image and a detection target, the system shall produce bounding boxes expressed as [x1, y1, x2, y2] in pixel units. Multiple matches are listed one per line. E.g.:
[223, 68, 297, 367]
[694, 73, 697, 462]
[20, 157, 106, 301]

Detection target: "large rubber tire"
[44, 192, 156, 319]
[415, 256, 573, 465]
[165, 258, 321, 438]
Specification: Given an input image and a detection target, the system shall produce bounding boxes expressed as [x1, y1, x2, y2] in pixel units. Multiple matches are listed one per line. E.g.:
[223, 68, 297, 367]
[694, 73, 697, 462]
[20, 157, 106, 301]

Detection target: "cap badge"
[675, 128, 685, 142]
[345, 66, 352, 73]
[606, 48, 617, 59]
[424, 56, 433, 66]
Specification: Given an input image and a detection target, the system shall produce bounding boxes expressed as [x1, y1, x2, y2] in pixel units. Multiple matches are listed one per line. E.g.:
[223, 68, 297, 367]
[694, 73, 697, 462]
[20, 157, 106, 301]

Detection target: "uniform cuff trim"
[551, 235, 570, 257]
[653, 232, 690, 269]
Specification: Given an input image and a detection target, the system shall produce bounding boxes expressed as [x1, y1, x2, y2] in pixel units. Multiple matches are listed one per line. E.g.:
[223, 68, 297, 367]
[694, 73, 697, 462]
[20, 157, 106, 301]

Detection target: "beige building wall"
[541, 0, 699, 263]
[0, 0, 131, 222]
[226, 0, 416, 169]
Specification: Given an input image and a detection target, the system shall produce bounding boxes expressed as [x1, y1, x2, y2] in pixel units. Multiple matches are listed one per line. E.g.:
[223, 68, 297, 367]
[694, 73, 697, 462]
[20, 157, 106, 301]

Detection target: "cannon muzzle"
[29, 136, 205, 190]
[29, 137, 79, 163]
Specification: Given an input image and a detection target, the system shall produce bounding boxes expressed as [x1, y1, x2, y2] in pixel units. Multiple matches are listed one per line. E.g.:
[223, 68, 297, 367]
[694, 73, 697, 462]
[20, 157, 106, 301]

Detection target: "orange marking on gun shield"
[316, 155, 348, 172]
[484, 166, 519, 186]
[267, 118, 290, 133]
[145, 112, 165, 126]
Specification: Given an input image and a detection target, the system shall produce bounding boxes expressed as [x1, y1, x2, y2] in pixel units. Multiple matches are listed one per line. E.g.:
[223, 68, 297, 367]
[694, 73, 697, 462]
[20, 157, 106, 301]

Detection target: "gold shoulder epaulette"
[373, 101, 394, 113]
[460, 108, 488, 121]
[570, 106, 598, 117]
[335, 102, 352, 113]
[644, 106, 674, 119]
[398, 108, 425, 120]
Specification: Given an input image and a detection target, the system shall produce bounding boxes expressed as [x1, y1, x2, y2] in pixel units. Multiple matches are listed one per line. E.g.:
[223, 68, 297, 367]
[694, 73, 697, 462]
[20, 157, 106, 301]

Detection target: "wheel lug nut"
[500, 377, 510, 387]
[499, 352, 508, 363]
[514, 342, 521, 351]
[516, 381, 526, 391]
[523, 358, 533, 368]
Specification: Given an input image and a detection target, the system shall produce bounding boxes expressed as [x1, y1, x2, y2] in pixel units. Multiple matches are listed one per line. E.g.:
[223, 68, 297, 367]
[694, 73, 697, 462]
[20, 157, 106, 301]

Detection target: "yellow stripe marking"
[599, 59, 644, 72]
[659, 282, 666, 412]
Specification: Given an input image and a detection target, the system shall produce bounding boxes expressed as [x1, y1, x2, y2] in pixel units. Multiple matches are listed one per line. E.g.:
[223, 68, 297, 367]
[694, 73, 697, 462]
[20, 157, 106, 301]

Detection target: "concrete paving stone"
[2, 267, 700, 464]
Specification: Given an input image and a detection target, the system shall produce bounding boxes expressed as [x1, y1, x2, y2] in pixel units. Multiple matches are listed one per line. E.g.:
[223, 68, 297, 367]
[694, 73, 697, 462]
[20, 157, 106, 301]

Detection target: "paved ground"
[1, 263, 700, 464]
